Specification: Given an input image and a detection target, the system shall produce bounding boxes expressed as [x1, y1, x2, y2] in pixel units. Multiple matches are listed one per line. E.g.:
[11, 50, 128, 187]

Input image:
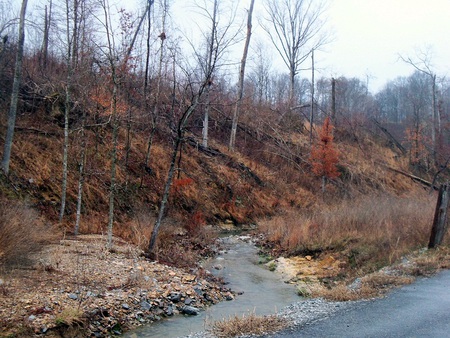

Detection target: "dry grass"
[315, 273, 416, 301]
[259, 191, 435, 274]
[0, 199, 55, 269]
[55, 307, 85, 327]
[210, 311, 288, 338]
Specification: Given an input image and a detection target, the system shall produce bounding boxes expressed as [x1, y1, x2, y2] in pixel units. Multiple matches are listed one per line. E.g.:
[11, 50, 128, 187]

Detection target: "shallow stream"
[124, 235, 299, 338]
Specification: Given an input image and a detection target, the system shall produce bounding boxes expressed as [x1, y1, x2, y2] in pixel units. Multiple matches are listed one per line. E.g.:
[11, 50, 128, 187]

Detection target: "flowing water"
[124, 235, 299, 338]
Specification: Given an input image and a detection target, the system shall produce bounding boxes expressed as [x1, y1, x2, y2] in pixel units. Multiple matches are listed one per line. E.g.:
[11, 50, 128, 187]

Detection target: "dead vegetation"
[0, 198, 55, 269]
[210, 311, 288, 338]
[259, 191, 437, 275]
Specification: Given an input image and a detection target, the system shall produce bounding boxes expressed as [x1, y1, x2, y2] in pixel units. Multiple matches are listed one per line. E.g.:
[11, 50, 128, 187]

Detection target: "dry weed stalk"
[211, 311, 288, 338]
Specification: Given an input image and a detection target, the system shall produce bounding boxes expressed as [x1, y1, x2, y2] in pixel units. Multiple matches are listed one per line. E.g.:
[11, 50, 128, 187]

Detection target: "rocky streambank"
[0, 235, 233, 337]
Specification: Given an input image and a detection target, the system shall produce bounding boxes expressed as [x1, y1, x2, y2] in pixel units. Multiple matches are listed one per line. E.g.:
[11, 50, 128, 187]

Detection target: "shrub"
[0, 199, 54, 268]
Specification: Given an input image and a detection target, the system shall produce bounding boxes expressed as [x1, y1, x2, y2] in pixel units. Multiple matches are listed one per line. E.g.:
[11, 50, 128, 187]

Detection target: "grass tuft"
[210, 311, 288, 338]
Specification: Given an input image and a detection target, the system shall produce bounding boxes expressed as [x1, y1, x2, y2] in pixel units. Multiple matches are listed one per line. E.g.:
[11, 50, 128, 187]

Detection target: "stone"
[28, 315, 36, 321]
[169, 292, 182, 303]
[184, 297, 193, 305]
[68, 293, 78, 300]
[181, 305, 199, 316]
[225, 293, 234, 301]
[166, 304, 174, 316]
[140, 301, 151, 311]
[122, 303, 130, 310]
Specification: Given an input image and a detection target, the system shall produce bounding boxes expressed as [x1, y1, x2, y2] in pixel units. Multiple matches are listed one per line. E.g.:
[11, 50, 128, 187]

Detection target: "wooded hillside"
[1, 0, 449, 265]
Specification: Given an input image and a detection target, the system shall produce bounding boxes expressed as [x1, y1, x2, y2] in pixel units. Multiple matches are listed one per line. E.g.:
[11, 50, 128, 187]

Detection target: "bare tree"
[147, 28, 225, 255]
[144, 0, 165, 171]
[1, 0, 28, 175]
[192, 0, 239, 148]
[59, 0, 80, 223]
[262, 0, 328, 108]
[400, 47, 438, 162]
[40, 0, 52, 69]
[229, 0, 255, 151]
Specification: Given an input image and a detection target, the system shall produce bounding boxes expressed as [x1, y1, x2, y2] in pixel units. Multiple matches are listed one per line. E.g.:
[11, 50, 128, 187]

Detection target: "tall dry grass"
[0, 200, 55, 268]
[259, 191, 436, 273]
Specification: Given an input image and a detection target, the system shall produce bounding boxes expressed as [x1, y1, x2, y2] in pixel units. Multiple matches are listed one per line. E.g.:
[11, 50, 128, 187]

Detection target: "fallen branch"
[384, 166, 436, 190]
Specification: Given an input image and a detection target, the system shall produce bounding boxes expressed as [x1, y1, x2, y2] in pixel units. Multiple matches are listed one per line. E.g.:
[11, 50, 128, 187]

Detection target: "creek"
[123, 235, 299, 338]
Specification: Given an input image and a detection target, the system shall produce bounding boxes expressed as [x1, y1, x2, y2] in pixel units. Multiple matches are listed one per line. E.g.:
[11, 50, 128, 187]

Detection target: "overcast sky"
[319, 0, 450, 92]
[23, 0, 448, 94]
[168, 0, 450, 94]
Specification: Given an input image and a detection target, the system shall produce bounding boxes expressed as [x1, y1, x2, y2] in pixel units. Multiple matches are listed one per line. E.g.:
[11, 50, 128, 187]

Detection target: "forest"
[1, 0, 450, 302]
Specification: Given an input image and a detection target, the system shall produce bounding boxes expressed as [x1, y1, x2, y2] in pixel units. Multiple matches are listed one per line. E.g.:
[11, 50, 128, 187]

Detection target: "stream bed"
[123, 235, 299, 338]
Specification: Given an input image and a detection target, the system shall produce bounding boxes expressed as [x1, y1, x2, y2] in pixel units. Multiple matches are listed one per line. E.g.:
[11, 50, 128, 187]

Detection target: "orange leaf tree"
[310, 117, 340, 191]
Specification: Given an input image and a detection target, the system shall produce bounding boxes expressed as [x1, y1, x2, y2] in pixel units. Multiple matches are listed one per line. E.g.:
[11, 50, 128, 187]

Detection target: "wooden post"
[428, 183, 450, 248]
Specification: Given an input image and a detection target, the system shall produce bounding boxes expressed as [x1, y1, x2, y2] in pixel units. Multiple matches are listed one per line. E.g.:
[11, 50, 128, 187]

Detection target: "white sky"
[24, 0, 450, 94]
[319, 0, 450, 93]
[167, 0, 450, 94]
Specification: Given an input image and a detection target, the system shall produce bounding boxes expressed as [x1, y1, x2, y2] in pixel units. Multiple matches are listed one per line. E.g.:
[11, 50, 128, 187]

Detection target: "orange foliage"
[310, 117, 340, 179]
[405, 126, 428, 165]
[173, 177, 194, 189]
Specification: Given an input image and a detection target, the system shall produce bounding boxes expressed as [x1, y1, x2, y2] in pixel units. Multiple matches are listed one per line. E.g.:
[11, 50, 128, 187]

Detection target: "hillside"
[0, 85, 443, 261]
[2, 66, 450, 337]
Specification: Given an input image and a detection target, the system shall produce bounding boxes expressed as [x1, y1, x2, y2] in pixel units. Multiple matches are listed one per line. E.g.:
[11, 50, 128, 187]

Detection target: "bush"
[0, 200, 54, 268]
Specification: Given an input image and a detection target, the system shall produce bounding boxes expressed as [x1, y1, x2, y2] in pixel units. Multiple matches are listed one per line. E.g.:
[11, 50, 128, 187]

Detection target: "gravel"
[182, 298, 360, 338]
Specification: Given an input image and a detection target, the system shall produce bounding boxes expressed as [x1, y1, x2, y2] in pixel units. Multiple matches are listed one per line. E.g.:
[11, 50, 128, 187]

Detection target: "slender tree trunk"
[431, 74, 437, 163]
[59, 74, 71, 223]
[331, 77, 336, 125]
[289, 64, 295, 108]
[124, 106, 131, 190]
[74, 110, 87, 236]
[147, 133, 182, 254]
[202, 86, 210, 147]
[59, 0, 77, 223]
[145, 1, 166, 168]
[41, 1, 51, 69]
[107, 80, 118, 249]
[309, 48, 314, 145]
[1, 0, 28, 175]
[101, 0, 120, 249]
[229, 0, 255, 151]
[201, 0, 218, 149]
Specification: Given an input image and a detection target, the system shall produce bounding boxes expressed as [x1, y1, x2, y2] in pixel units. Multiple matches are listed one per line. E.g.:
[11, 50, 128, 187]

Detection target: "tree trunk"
[289, 64, 295, 108]
[309, 48, 314, 145]
[145, 0, 166, 167]
[331, 77, 336, 126]
[74, 112, 86, 237]
[41, 1, 51, 69]
[229, 0, 255, 151]
[1, 0, 28, 175]
[107, 80, 118, 249]
[202, 86, 210, 148]
[429, 183, 450, 248]
[147, 133, 182, 254]
[201, 0, 218, 149]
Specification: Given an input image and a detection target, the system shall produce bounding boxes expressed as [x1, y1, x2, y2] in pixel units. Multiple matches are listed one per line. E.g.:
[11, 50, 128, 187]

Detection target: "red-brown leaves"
[310, 117, 340, 179]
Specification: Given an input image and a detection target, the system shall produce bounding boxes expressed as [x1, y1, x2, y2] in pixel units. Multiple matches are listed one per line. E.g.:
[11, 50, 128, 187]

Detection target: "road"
[269, 270, 450, 338]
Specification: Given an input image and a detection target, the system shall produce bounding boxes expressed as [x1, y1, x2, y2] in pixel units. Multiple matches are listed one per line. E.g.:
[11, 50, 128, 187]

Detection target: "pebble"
[181, 305, 200, 315]
[68, 293, 78, 300]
